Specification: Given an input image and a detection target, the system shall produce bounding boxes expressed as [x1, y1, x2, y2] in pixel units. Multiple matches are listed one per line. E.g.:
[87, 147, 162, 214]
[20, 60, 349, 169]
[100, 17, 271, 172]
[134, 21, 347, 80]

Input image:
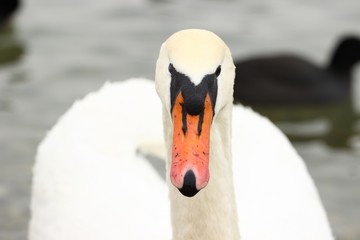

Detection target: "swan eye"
[169, 63, 176, 74]
[215, 65, 221, 77]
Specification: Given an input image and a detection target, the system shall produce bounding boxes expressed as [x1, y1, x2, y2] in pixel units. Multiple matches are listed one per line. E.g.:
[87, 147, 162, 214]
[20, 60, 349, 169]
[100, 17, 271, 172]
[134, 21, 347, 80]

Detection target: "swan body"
[29, 79, 171, 239]
[29, 29, 333, 240]
[233, 35, 360, 105]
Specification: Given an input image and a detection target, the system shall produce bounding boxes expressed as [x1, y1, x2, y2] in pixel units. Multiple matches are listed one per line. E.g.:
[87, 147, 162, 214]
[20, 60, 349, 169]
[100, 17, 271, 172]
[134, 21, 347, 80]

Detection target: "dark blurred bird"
[233, 36, 360, 105]
[0, 0, 20, 27]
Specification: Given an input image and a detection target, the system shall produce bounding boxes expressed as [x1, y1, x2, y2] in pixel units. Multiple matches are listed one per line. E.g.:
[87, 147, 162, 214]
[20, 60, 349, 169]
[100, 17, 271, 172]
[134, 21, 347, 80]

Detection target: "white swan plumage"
[29, 29, 333, 240]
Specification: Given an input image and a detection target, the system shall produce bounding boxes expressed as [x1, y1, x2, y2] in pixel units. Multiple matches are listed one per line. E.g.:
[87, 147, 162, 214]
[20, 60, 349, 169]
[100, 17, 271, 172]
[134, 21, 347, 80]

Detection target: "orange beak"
[170, 92, 213, 196]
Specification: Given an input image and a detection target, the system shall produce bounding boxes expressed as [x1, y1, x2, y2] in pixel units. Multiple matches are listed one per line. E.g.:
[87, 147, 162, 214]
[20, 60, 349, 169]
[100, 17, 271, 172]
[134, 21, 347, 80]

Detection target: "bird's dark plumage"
[233, 35, 360, 105]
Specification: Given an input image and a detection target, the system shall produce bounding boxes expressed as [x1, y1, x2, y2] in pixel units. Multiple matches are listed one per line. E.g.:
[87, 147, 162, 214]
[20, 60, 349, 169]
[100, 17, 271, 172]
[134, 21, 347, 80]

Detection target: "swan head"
[330, 35, 360, 72]
[155, 29, 235, 197]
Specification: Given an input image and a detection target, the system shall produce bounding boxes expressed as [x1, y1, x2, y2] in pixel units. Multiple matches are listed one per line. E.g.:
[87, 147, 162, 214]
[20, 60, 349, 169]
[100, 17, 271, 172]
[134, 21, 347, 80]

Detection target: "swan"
[29, 29, 334, 240]
[0, 0, 20, 27]
[233, 35, 360, 105]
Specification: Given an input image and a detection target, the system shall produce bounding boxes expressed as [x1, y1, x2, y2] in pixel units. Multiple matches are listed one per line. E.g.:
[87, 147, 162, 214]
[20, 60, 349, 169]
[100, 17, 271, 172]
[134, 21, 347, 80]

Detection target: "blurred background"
[0, 0, 359, 239]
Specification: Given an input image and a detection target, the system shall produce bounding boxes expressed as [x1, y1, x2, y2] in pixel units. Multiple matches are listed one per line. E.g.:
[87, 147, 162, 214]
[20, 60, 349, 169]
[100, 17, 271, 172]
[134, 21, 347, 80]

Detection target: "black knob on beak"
[179, 170, 199, 197]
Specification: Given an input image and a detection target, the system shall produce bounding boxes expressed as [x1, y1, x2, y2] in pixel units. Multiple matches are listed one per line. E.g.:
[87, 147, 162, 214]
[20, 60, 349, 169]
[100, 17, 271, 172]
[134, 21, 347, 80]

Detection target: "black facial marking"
[201, 71, 218, 114]
[169, 63, 176, 75]
[181, 103, 187, 134]
[215, 65, 221, 77]
[169, 64, 219, 116]
[197, 110, 204, 136]
[170, 63, 187, 112]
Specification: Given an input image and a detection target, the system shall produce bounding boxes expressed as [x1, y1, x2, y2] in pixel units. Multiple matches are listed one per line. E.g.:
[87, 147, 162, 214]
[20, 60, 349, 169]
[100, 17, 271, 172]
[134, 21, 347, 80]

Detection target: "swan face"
[155, 29, 235, 197]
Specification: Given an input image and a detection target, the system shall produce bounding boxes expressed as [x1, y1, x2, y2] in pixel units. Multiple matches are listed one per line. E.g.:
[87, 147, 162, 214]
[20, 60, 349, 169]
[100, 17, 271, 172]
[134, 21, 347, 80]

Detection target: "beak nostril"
[179, 170, 199, 197]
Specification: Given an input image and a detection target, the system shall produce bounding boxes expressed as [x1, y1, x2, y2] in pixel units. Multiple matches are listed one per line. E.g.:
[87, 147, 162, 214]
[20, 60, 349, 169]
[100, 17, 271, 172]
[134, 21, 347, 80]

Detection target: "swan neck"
[163, 103, 240, 240]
